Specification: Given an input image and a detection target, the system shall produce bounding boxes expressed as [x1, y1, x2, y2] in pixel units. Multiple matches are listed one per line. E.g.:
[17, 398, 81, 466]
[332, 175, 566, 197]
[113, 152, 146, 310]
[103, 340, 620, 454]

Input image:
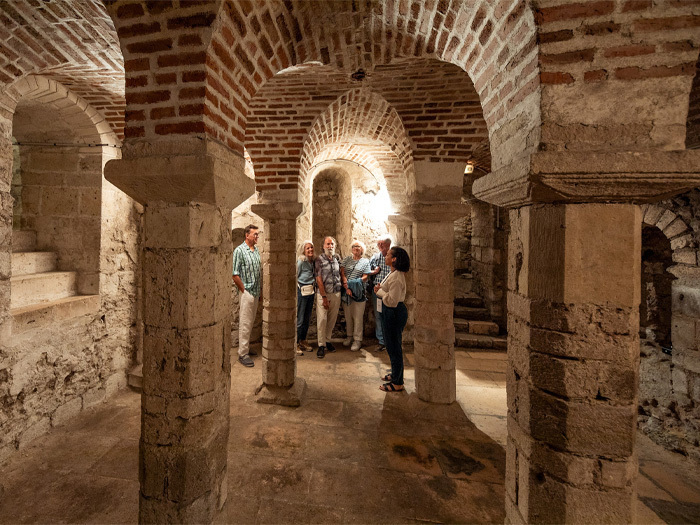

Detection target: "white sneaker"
[343, 338, 352, 346]
[351, 341, 361, 351]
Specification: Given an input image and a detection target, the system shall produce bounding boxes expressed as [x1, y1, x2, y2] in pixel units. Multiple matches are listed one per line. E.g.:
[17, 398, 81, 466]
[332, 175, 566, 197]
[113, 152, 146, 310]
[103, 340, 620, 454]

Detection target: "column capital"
[473, 150, 700, 209]
[401, 201, 468, 222]
[251, 201, 303, 220]
[104, 138, 254, 209]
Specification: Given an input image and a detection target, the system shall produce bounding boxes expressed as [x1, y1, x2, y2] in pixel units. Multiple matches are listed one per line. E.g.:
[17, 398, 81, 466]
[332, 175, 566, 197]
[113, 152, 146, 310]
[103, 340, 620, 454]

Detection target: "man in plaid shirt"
[232, 224, 262, 367]
[369, 235, 392, 351]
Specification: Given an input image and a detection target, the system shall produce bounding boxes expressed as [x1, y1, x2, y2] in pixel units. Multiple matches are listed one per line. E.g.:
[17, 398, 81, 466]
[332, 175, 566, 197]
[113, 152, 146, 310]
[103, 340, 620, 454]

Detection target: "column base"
[415, 366, 456, 404]
[255, 378, 307, 407]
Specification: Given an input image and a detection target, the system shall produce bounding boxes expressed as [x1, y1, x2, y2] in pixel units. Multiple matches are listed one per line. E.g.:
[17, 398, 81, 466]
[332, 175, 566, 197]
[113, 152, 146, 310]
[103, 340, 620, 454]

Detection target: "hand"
[322, 297, 329, 310]
[374, 284, 380, 293]
[346, 288, 353, 297]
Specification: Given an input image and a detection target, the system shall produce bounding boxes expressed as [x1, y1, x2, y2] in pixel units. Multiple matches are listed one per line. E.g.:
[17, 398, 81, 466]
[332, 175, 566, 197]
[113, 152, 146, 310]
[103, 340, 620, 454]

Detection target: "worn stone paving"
[0, 343, 698, 524]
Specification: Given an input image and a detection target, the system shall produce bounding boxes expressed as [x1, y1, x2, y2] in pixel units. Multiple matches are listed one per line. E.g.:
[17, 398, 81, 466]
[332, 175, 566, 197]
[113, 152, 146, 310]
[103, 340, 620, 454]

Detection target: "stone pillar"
[251, 201, 306, 406]
[506, 203, 641, 524]
[408, 202, 467, 404]
[139, 202, 231, 522]
[0, 124, 11, 342]
[105, 138, 254, 523]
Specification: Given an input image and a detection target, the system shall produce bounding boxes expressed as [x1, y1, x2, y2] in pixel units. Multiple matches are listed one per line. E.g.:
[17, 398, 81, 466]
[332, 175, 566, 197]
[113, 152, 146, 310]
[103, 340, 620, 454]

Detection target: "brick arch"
[109, 1, 539, 174]
[0, 75, 120, 189]
[641, 203, 695, 263]
[246, 57, 491, 199]
[0, 0, 125, 140]
[300, 88, 412, 204]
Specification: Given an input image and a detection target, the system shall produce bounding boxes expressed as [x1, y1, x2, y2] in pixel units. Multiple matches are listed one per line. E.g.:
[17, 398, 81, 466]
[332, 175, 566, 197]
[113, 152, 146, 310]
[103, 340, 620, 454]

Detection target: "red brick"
[581, 21, 621, 36]
[178, 34, 203, 47]
[129, 90, 171, 105]
[541, 48, 595, 65]
[615, 62, 696, 80]
[126, 38, 173, 54]
[180, 104, 205, 117]
[535, 2, 614, 24]
[634, 16, 700, 33]
[151, 107, 176, 120]
[540, 71, 575, 84]
[116, 3, 144, 19]
[126, 75, 149, 88]
[180, 86, 205, 99]
[157, 51, 206, 68]
[155, 72, 177, 85]
[539, 30, 574, 44]
[124, 126, 145, 138]
[166, 12, 216, 30]
[119, 22, 161, 39]
[603, 44, 655, 58]
[584, 69, 608, 83]
[621, 0, 652, 12]
[155, 121, 206, 135]
[182, 70, 206, 83]
[124, 58, 150, 72]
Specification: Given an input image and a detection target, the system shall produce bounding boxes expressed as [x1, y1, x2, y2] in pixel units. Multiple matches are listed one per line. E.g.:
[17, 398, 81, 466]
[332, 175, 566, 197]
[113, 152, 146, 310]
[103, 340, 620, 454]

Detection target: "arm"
[232, 248, 246, 293]
[316, 274, 330, 310]
[340, 266, 352, 297]
[232, 274, 245, 293]
[376, 273, 404, 307]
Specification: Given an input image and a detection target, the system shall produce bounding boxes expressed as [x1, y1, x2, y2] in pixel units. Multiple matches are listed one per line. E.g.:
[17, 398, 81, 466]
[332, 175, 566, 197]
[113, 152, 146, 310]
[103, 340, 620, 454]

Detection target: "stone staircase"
[10, 230, 100, 333]
[454, 271, 506, 350]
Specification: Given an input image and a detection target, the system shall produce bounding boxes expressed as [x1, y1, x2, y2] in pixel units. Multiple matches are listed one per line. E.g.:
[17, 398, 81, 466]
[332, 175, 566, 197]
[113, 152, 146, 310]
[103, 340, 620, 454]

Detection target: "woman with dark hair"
[373, 246, 410, 392]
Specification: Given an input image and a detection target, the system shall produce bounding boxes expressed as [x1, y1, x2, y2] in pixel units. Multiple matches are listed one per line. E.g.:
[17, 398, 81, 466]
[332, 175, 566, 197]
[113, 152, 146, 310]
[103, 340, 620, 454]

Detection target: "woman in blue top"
[340, 240, 372, 351]
[296, 240, 316, 355]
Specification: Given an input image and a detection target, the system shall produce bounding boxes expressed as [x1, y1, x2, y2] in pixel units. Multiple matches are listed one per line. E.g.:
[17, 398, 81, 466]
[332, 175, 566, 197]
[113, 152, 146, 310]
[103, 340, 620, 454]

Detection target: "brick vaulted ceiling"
[0, 0, 125, 139]
[246, 58, 489, 194]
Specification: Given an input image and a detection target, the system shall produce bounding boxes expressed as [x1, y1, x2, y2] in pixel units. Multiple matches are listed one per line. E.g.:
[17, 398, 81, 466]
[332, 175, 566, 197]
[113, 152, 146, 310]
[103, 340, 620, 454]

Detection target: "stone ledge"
[11, 294, 100, 334]
[473, 150, 700, 208]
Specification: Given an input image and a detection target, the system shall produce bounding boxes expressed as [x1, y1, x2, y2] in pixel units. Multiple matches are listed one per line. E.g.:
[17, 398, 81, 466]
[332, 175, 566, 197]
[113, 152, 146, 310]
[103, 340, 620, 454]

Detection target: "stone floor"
[1, 342, 699, 524]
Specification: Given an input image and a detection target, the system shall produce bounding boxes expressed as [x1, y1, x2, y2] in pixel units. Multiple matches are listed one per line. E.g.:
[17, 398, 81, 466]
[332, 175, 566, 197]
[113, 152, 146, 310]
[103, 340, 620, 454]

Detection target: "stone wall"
[639, 191, 700, 460]
[686, 56, 700, 150]
[0, 146, 142, 464]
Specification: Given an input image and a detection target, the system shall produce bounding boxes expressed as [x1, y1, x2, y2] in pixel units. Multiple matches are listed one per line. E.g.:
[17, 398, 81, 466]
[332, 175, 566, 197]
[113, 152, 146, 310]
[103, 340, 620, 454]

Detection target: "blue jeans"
[381, 302, 408, 385]
[372, 292, 385, 345]
[297, 287, 314, 341]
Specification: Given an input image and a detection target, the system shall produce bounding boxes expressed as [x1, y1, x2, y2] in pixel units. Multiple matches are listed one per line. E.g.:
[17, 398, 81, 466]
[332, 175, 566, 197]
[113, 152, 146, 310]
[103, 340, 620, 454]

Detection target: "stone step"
[454, 318, 500, 336]
[12, 230, 37, 253]
[455, 332, 507, 350]
[128, 364, 143, 391]
[454, 273, 473, 295]
[10, 271, 78, 309]
[454, 305, 489, 321]
[11, 295, 100, 334]
[454, 293, 483, 308]
[11, 251, 58, 276]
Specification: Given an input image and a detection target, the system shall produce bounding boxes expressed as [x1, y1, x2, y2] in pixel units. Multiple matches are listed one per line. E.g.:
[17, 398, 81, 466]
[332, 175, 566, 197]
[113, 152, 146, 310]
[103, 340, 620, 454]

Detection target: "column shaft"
[505, 203, 640, 524]
[139, 202, 231, 523]
[252, 202, 305, 406]
[413, 219, 458, 404]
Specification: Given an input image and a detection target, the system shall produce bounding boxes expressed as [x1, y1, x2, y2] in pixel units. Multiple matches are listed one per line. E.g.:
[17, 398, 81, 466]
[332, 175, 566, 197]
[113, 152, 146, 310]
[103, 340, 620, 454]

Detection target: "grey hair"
[350, 239, 366, 255]
[297, 240, 314, 261]
[376, 234, 393, 246]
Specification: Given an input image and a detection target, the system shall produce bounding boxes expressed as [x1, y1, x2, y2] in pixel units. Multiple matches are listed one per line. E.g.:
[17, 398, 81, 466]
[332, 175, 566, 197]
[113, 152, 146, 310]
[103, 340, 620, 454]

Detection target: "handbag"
[300, 284, 314, 296]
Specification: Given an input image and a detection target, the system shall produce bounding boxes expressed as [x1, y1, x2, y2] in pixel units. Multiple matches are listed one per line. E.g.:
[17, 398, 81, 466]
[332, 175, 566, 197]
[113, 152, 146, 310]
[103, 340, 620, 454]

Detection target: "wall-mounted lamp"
[464, 164, 474, 174]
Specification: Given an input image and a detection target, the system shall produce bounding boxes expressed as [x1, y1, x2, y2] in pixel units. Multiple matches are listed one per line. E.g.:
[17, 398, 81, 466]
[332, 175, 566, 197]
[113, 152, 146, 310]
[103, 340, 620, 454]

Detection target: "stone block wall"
[639, 191, 700, 460]
[18, 145, 102, 294]
[0, 145, 142, 464]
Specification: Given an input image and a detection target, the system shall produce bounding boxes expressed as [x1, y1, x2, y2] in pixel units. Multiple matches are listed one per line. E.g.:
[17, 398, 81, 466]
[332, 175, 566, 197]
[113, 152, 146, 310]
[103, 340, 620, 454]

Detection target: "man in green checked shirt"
[232, 224, 262, 367]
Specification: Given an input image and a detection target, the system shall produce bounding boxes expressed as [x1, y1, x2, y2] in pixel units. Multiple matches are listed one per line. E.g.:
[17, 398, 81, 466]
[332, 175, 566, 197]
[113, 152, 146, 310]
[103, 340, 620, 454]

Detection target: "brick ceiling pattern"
[300, 88, 411, 200]
[0, 0, 125, 139]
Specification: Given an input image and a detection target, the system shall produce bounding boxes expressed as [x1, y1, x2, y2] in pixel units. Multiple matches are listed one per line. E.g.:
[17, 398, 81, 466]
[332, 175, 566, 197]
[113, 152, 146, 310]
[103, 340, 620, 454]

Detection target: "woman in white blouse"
[373, 246, 410, 392]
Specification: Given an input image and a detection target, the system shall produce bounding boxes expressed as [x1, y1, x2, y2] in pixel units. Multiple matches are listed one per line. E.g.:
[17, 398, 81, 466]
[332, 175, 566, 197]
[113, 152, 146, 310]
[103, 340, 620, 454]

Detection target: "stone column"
[408, 202, 467, 404]
[251, 201, 306, 406]
[105, 139, 253, 523]
[0, 126, 12, 342]
[506, 203, 641, 524]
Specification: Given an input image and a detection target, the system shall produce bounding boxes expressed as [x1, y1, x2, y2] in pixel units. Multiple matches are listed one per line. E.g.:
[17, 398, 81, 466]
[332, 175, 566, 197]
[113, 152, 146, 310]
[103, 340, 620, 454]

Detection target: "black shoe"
[317, 346, 326, 359]
[326, 342, 336, 352]
[377, 345, 386, 352]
